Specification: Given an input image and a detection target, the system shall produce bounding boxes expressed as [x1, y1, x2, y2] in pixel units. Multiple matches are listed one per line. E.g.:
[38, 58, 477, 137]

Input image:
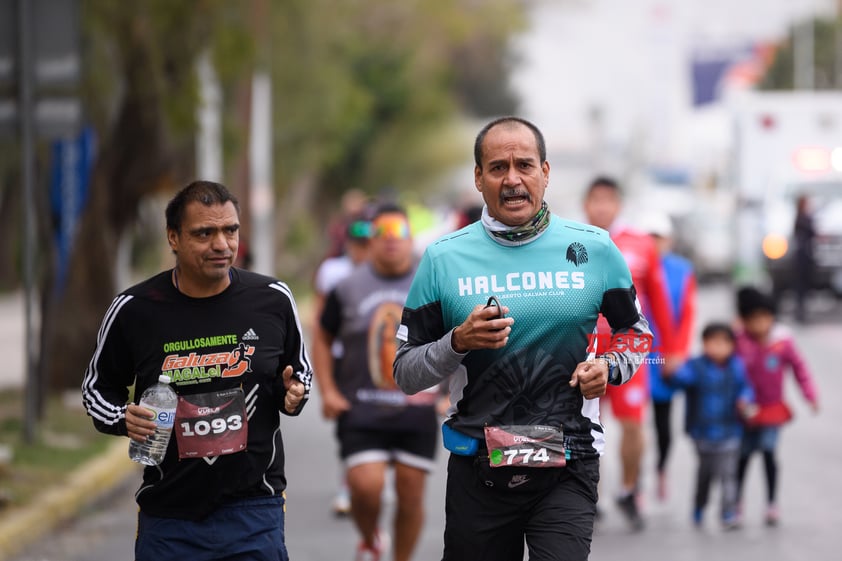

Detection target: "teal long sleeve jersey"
[393, 216, 652, 459]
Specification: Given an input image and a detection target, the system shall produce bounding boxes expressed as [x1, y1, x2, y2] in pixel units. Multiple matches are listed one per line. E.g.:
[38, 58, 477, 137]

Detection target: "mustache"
[500, 188, 531, 200]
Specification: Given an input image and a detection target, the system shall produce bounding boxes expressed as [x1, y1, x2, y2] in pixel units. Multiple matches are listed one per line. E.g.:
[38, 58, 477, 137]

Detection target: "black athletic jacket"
[81, 268, 313, 520]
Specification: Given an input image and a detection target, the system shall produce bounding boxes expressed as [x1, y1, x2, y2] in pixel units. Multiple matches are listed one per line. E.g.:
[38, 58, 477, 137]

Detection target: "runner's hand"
[435, 394, 451, 417]
[569, 359, 609, 400]
[451, 304, 513, 353]
[661, 354, 683, 376]
[126, 403, 157, 443]
[282, 365, 306, 414]
[321, 388, 351, 420]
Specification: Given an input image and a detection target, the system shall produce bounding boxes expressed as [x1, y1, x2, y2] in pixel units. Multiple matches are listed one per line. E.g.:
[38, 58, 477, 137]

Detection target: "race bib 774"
[484, 425, 567, 468]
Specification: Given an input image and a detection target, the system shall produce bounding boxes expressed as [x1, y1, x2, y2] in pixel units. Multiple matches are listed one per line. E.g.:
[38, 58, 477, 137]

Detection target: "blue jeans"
[741, 426, 780, 454]
[136, 495, 288, 561]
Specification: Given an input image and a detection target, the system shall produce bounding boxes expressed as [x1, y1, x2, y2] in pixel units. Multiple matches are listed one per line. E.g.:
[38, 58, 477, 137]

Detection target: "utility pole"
[6, 0, 82, 441]
[17, 0, 38, 444]
[836, 0, 842, 89]
[794, 14, 815, 90]
[249, 0, 274, 276]
[197, 52, 223, 183]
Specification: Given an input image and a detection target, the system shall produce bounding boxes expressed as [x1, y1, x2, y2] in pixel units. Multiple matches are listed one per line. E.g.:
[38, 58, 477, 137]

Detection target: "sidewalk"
[0, 290, 139, 561]
[0, 440, 139, 561]
[0, 291, 25, 390]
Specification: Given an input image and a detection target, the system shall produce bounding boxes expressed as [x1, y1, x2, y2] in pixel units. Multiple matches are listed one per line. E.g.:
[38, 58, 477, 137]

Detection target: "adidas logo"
[242, 328, 259, 341]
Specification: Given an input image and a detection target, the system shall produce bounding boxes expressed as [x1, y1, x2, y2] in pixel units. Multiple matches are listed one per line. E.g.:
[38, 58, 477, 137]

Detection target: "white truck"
[728, 91, 842, 298]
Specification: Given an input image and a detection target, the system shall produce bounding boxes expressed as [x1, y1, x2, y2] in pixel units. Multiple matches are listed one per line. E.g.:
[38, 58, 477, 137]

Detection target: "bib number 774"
[496, 447, 551, 465]
[483, 425, 567, 468]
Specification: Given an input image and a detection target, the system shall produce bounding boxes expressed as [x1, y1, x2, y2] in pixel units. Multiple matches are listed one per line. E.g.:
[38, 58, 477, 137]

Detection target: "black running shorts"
[336, 415, 438, 472]
[442, 454, 600, 561]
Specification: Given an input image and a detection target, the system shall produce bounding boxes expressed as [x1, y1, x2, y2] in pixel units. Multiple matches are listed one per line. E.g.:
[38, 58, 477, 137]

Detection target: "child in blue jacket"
[664, 322, 755, 530]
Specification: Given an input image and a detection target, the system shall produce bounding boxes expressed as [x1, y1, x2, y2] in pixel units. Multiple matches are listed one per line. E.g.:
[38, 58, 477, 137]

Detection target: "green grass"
[0, 389, 113, 508]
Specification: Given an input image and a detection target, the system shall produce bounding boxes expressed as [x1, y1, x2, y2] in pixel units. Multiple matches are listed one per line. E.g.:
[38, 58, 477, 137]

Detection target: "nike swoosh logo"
[508, 478, 530, 489]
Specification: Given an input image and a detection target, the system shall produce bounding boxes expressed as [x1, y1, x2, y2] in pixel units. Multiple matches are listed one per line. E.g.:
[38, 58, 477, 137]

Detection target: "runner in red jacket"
[583, 176, 681, 531]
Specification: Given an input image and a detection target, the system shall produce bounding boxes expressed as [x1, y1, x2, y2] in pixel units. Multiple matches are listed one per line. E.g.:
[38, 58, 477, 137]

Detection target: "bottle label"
[139, 402, 176, 429]
[154, 409, 176, 429]
[174, 388, 248, 459]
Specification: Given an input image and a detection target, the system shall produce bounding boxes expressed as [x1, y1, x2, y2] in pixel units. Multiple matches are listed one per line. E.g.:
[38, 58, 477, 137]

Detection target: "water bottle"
[129, 374, 178, 466]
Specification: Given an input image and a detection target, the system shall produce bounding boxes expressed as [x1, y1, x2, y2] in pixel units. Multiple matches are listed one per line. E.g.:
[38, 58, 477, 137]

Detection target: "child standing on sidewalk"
[664, 323, 755, 530]
[735, 287, 819, 526]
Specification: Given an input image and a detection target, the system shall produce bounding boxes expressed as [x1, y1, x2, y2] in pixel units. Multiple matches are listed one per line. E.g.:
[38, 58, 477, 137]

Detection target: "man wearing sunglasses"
[313, 202, 440, 561]
[394, 117, 653, 561]
[313, 211, 372, 517]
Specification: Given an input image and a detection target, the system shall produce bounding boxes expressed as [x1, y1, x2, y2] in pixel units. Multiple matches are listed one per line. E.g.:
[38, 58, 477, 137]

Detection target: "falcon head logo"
[566, 242, 588, 266]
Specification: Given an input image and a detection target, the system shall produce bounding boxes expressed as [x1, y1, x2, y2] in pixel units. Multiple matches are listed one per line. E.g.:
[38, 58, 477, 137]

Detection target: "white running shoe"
[332, 487, 351, 517]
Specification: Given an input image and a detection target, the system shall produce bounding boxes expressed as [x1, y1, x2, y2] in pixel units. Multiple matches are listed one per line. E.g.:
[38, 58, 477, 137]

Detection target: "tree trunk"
[42, 34, 174, 393]
[0, 169, 22, 291]
[275, 172, 318, 279]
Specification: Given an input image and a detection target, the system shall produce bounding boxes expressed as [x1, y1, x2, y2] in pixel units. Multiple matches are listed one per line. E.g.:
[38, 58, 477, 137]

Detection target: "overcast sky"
[510, 0, 837, 169]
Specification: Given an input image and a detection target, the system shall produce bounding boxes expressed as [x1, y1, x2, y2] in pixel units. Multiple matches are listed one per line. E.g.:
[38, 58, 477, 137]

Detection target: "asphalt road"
[7, 283, 841, 561]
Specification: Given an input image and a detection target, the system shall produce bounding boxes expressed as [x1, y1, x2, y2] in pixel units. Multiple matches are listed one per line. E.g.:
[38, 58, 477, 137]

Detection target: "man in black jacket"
[82, 180, 311, 561]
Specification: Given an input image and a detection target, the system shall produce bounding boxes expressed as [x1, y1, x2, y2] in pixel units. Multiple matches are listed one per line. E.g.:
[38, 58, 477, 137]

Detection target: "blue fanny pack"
[441, 423, 480, 456]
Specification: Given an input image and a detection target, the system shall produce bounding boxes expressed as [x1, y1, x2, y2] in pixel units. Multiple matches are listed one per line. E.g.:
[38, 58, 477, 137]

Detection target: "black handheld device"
[485, 296, 504, 329]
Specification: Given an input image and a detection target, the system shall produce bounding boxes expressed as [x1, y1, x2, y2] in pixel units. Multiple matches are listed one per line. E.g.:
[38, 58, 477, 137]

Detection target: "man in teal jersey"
[393, 117, 652, 561]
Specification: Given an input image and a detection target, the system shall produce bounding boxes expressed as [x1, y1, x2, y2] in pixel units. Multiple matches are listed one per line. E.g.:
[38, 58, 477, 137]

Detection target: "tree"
[0, 148, 21, 291]
[269, 0, 525, 271]
[38, 0, 527, 395]
[760, 16, 840, 90]
[42, 0, 252, 393]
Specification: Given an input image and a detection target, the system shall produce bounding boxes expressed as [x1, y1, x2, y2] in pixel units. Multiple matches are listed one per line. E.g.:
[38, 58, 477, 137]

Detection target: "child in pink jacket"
[734, 287, 819, 526]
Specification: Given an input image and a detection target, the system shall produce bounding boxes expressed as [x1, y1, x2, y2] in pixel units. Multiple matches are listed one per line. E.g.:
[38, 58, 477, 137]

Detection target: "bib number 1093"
[179, 414, 243, 437]
[174, 389, 248, 459]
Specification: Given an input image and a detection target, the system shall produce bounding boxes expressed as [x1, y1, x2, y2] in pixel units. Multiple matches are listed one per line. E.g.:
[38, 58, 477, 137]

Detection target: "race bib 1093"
[174, 388, 248, 459]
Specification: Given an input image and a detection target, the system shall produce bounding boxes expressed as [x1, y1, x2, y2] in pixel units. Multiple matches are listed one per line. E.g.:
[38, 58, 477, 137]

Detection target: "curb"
[0, 439, 139, 561]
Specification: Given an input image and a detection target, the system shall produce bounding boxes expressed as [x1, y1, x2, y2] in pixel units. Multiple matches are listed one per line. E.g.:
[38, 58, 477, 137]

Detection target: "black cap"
[736, 286, 777, 317]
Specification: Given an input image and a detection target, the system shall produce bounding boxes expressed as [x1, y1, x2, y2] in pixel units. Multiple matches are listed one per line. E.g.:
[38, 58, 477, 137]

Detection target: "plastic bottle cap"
[158, 374, 172, 384]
